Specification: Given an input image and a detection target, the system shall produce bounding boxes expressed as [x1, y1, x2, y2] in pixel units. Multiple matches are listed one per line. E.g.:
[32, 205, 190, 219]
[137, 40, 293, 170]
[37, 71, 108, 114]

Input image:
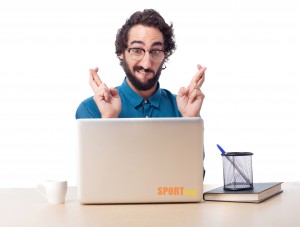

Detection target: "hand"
[89, 67, 121, 118]
[176, 64, 206, 117]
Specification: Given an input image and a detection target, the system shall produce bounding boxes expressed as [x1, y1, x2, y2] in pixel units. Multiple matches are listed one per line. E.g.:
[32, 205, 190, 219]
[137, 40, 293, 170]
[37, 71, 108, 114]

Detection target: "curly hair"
[115, 9, 176, 63]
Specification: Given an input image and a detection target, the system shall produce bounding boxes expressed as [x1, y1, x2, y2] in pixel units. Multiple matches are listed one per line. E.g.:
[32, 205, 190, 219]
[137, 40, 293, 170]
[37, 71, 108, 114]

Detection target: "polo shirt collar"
[148, 84, 160, 108]
[120, 78, 161, 108]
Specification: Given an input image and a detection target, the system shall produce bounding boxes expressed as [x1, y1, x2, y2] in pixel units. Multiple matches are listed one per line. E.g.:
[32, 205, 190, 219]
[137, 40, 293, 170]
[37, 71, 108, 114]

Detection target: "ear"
[118, 53, 124, 60]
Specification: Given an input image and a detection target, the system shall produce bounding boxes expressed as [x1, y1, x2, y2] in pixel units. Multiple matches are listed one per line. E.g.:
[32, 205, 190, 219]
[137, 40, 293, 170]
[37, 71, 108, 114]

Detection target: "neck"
[126, 78, 157, 98]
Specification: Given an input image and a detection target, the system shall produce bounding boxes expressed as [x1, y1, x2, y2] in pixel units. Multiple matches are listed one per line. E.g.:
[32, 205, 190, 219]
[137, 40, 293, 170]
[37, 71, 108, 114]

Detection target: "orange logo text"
[157, 187, 197, 196]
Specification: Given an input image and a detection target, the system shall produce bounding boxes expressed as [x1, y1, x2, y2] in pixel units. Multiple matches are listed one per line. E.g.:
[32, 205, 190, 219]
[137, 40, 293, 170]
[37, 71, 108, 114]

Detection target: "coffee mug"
[37, 180, 68, 204]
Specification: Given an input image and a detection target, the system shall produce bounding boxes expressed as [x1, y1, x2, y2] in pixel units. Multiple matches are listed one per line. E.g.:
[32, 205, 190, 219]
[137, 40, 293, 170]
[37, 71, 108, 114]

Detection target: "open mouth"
[136, 69, 152, 76]
[134, 66, 155, 77]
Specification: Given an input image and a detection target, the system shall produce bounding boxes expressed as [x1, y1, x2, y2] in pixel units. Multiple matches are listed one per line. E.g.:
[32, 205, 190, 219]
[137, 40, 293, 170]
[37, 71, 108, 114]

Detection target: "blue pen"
[217, 144, 226, 155]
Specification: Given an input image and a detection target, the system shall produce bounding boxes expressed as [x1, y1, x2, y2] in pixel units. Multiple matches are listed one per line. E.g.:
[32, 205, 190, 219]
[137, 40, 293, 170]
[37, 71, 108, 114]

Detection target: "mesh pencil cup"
[222, 152, 254, 191]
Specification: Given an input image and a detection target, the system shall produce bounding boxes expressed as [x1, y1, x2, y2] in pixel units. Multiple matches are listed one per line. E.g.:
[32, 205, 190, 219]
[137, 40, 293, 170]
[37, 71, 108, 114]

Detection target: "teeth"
[137, 70, 148, 76]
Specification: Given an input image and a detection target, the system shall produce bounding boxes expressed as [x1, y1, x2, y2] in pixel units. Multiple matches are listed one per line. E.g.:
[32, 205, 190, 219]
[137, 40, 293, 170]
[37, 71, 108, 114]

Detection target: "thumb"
[178, 87, 188, 97]
[110, 88, 119, 97]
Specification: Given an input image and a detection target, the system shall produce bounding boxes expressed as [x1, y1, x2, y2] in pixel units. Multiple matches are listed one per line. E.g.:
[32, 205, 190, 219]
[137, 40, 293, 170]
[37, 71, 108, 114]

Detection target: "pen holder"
[222, 152, 254, 191]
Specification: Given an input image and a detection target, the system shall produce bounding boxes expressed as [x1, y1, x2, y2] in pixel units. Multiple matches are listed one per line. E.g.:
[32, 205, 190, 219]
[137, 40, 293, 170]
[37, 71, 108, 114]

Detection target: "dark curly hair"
[115, 9, 176, 63]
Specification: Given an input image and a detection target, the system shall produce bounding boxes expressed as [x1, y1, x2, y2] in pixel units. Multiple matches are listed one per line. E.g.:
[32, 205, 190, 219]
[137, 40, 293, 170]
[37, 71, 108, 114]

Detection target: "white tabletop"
[1, 182, 299, 227]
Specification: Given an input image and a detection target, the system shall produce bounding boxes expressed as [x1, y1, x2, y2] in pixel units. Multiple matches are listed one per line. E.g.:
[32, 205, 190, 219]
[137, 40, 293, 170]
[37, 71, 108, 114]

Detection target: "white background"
[0, 0, 299, 187]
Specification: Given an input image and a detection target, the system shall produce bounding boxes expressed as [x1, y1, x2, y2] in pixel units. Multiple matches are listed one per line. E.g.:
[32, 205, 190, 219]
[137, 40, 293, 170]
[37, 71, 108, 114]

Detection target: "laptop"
[77, 117, 204, 204]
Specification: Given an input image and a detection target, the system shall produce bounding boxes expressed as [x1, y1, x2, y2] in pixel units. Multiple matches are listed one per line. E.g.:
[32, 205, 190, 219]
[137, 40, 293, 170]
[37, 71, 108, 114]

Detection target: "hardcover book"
[203, 182, 283, 203]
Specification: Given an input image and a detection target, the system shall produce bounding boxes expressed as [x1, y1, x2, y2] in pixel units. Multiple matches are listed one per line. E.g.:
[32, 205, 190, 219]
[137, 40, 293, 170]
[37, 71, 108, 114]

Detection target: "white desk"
[1, 183, 299, 227]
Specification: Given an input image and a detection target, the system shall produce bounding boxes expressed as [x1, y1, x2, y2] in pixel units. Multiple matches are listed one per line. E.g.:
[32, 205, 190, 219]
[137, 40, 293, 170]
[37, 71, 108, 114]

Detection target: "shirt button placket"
[143, 99, 150, 118]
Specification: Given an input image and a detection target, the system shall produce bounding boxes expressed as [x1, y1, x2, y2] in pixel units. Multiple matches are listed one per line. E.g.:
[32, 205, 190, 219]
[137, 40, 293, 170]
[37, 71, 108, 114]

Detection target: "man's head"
[115, 9, 176, 91]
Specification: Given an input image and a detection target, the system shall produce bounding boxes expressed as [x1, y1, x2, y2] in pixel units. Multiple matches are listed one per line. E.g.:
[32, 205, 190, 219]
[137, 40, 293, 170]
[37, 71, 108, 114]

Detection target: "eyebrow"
[130, 40, 163, 47]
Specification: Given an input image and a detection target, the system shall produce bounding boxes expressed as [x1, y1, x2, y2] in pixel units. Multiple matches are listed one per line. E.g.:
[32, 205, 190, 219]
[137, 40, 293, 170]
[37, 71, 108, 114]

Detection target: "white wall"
[0, 0, 299, 187]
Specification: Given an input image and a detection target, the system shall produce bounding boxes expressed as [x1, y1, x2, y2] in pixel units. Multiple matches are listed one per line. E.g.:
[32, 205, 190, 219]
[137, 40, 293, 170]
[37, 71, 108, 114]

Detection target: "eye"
[130, 48, 144, 54]
[150, 49, 163, 55]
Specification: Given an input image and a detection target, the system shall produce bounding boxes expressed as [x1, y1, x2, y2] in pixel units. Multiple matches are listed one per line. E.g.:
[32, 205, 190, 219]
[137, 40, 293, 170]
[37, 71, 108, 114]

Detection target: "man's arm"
[75, 97, 101, 119]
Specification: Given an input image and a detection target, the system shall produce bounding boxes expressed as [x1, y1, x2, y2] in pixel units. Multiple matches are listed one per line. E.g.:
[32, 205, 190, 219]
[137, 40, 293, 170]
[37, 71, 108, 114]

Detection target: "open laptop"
[77, 117, 204, 204]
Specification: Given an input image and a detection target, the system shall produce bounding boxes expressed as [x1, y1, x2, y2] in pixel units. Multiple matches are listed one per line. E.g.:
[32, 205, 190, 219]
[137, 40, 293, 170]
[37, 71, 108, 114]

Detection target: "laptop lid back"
[77, 117, 204, 204]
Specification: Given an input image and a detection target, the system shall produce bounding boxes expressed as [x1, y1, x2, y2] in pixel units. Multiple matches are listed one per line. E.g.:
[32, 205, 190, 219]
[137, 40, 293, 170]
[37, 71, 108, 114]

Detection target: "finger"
[189, 89, 198, 103]
[99, 83, 111, 102]
[89, 67, 99, 72]
[197, 71, 205, 88]
[197, 89, 205, 100]
[89, 68, 102, 86]
[89, 74, 100, 93]
[177, 87, 189, 97]
[92, 81, 111, 102]
[195, 66, 206, 84]
[189, 89, 205, 103]
[190, 66, 206, 90]
[197, 64, 207, 88]
[110, 88, 119, 98]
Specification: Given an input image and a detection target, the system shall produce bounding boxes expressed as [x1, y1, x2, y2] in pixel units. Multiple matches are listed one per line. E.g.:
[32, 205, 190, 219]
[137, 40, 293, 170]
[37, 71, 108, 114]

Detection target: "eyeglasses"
[127, 48, 165, 63]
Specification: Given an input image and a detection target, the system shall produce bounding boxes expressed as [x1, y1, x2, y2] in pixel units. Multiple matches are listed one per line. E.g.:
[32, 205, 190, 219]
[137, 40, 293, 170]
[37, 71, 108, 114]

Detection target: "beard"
[121, 57, 164, 91]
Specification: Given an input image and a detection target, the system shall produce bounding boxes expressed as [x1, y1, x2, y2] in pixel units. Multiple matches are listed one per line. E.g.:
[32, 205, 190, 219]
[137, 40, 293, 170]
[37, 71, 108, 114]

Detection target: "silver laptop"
[77, 117, 204, 204]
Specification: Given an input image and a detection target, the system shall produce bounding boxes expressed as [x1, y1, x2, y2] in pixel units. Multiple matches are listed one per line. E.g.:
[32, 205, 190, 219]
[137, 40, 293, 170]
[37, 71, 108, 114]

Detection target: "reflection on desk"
[0, 182, 299, 227]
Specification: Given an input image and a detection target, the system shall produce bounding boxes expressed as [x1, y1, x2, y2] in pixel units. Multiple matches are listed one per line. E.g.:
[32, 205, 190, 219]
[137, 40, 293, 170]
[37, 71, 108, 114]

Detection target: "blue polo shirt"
[75, 78, 205, 177]
[75, 79, 182, 119]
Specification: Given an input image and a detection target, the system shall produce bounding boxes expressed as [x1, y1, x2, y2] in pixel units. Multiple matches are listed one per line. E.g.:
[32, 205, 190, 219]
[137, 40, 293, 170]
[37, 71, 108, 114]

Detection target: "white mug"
[37, 180, 68, 204]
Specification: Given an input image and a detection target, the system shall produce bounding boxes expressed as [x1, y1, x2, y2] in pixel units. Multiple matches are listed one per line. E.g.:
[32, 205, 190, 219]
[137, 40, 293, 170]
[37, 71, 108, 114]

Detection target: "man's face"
[119, 25, 165, 91]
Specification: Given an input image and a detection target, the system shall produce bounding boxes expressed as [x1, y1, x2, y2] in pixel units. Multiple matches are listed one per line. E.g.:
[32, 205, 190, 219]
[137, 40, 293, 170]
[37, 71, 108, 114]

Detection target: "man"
[75, 9, 206, 119]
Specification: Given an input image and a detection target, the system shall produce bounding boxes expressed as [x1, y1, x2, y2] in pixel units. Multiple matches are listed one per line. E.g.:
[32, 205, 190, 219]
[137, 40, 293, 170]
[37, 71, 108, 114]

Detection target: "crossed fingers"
[188, 64, 206, 93]
[89, 68, 111, 102]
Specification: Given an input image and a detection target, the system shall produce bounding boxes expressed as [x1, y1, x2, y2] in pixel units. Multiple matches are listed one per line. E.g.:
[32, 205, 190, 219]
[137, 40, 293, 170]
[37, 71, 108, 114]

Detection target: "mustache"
[133, 66, 155, 75]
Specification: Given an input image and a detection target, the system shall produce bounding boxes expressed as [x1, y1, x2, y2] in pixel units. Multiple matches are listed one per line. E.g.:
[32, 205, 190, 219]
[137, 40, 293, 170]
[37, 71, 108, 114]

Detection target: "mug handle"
[37, 184, 47, 199]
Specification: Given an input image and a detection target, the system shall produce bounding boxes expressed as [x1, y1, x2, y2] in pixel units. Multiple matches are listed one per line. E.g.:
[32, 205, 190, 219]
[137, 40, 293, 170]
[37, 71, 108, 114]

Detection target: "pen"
[217, 144, 226, 155]
[217, 144, 251, 185]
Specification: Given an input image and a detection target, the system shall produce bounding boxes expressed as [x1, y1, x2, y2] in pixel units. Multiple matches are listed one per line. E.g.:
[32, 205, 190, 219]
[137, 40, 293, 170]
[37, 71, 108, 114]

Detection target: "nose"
[139, 51, 152, 69]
